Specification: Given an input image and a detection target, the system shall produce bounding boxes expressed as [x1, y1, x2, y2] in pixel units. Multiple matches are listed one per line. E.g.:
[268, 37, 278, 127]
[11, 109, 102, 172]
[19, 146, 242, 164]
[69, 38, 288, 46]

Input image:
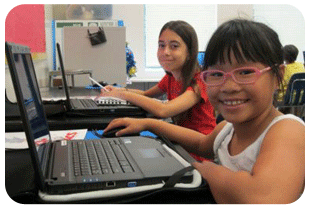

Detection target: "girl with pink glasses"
[104, 19, 305, 204]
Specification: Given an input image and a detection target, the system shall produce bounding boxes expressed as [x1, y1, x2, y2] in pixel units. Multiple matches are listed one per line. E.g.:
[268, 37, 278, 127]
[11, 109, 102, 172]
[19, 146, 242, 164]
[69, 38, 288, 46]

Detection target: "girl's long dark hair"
[160, 20, 200, 94]
[159, 20, 201, 125]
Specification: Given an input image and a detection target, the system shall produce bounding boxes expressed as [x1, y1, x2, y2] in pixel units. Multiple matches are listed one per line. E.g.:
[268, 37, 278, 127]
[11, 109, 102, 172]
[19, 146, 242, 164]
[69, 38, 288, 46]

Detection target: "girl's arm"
[104, 118, 226, 158]
[102, 84, 163, 97]
[134, 85, 164, 98]
[101, 86, 201, 118]
[193, 119, 305, 204]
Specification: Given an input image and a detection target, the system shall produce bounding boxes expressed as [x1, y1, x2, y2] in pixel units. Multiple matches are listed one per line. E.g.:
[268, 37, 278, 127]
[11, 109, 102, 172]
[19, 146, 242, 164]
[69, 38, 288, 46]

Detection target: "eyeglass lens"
[204, 68, 258, 85]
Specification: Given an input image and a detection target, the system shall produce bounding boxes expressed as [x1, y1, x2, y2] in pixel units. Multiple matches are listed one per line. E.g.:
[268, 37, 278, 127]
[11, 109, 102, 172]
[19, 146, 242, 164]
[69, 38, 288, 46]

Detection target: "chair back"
[283, 72, 305, 105]
[289, 79, 305, 105]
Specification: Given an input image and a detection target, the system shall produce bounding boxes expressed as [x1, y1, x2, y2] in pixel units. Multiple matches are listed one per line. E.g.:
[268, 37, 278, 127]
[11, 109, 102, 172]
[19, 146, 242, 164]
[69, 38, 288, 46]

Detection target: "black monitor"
[5, 42, 51, 189]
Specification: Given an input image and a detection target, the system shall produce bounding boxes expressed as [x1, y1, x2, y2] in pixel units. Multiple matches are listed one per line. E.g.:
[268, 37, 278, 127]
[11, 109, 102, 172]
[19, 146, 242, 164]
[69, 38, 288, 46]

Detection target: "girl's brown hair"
[160, 20, 200, 93]
[159, 20, 201, 125]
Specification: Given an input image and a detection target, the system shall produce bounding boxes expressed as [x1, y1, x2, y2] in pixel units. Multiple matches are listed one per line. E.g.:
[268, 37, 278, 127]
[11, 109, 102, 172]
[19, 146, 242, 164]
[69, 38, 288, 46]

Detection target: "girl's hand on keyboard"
[104, 118, 148, 137]
[102, 85, 126, 92]
[98, 89, 125, 100]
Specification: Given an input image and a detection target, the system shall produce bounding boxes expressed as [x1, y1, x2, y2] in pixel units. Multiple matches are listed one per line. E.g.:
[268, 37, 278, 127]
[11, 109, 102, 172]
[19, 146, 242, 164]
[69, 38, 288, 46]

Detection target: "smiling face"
[157, 29, 189, 76]
[206, 52, 279, 124]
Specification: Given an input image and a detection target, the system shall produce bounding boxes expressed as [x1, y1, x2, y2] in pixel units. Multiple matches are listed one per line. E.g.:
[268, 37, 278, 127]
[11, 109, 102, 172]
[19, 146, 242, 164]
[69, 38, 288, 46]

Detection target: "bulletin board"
[62, 27, 127, 86]
[5, 4, 45, 53]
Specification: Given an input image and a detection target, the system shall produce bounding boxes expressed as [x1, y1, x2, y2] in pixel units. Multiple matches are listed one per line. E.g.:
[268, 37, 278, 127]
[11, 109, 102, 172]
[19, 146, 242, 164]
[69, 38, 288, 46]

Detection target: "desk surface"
[40, 86, 100, 99]
[6, 87, 148, 132]
[49, 69, 92, 75]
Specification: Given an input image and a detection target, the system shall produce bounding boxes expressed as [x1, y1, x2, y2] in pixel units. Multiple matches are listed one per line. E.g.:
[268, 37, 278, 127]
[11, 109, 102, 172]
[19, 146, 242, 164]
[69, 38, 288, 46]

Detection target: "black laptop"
[5, 42, 193, 195]
[56, 43, 144, 116]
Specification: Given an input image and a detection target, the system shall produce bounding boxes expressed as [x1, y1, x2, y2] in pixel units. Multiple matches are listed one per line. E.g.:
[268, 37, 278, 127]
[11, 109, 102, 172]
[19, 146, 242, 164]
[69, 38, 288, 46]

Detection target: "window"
[253, 5, 305, 62]
[145, 4, 217, 70]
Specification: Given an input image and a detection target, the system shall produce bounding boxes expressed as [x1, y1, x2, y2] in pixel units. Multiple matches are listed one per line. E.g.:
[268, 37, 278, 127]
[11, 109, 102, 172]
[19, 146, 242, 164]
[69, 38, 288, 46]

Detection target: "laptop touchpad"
[139, 148, 161, 158]
[121, 136, 185, 178]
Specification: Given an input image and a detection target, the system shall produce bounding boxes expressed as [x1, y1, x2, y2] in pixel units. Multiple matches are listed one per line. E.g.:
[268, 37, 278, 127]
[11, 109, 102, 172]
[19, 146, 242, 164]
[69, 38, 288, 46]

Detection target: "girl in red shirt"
[99, 21, 216, 160]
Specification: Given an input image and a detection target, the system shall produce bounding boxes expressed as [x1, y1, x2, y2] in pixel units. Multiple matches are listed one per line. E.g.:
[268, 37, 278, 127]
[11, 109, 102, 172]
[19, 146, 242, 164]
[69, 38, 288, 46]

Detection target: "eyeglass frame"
[200, 66, 272, 86]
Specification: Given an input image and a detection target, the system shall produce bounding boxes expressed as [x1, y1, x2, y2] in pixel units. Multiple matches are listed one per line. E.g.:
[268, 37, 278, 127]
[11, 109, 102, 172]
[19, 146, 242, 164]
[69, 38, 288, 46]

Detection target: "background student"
[277, 44, 305, 101]
[100, 20, 216, 161]
[103, 19, 305, 204]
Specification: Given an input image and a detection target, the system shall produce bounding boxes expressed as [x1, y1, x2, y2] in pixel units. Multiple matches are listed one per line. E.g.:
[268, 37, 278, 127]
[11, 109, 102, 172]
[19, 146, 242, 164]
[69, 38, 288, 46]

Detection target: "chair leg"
[301, 106, 305, 121]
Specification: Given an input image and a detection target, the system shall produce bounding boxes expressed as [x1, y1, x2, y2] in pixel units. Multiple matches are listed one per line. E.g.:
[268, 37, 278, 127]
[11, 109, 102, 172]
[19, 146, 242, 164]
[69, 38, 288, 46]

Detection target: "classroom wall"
[111, 5, 145, 83]
[5, 4, 305, 90]
[217, 4, 253, 25]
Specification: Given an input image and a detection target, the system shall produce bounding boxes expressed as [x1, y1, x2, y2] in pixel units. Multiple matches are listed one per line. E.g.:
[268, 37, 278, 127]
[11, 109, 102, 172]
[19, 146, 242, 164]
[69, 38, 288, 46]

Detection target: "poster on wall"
[5, 4, 45, 53]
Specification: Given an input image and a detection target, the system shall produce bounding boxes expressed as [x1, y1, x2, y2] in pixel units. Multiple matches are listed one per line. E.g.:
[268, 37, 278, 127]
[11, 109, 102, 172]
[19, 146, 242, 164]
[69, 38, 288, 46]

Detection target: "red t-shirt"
[157, 73, 216, 135]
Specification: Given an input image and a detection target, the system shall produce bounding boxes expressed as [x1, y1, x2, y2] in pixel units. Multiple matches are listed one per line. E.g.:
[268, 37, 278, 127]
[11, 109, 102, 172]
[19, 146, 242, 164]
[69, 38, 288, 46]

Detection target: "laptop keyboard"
[72, 139, 134, 176]
[79, 99, 98, 108]
[96, 98, 128, 106]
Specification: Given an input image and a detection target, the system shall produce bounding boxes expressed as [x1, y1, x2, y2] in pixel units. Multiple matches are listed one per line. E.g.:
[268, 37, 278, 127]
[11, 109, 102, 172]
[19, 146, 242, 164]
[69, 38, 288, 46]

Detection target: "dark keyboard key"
[71, 139, 136, 177]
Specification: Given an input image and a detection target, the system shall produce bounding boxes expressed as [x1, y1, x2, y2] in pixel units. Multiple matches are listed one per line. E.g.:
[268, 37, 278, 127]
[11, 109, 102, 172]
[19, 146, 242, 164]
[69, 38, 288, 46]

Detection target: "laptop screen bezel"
[5, 42, 51, 191]
[56, 43, 72, 110]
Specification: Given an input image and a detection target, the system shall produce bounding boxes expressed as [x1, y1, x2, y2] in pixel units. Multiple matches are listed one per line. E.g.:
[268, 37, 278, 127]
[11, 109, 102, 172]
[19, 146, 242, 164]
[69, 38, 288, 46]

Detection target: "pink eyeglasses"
[200, 66, 272, 86]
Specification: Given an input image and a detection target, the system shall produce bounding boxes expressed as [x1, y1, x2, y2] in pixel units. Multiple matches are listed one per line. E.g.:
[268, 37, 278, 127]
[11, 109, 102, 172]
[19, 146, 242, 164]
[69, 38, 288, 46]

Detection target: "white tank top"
[213, 114, 304, 172]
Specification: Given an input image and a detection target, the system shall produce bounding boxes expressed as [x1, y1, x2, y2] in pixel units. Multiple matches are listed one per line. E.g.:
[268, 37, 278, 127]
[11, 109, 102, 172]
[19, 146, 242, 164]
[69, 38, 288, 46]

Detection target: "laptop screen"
[24, 54, 50, 142]
[6, 42, 51, 186]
